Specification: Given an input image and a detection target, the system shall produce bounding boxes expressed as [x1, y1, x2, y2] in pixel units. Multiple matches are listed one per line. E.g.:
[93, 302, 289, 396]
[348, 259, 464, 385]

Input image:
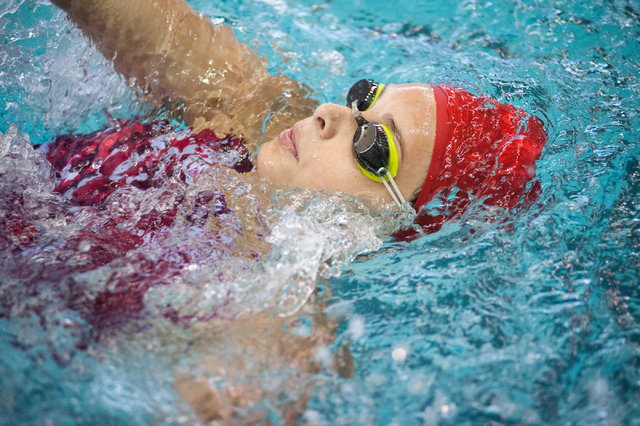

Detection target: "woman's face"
[256, 83, 438, 204]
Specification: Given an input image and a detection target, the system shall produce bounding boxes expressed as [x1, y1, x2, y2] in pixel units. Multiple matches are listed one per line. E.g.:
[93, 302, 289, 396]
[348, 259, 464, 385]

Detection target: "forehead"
[374, 83, 434, 142]
[376, 83, 437, 194]
[382, 83, 432, 106]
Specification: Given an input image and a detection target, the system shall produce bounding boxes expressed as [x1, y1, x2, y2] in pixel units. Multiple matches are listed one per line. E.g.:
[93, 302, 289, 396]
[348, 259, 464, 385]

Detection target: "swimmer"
[50, 0, 547, 239]
[44, 0, 548, 422]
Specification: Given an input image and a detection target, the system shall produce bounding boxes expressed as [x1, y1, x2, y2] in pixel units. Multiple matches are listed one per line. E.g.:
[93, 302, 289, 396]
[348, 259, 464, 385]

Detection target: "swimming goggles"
[347, 79, 406, 209]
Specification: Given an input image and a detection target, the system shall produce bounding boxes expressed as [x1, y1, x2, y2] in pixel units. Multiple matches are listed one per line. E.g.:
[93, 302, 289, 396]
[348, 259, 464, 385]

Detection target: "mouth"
[278, 127, 298, 160]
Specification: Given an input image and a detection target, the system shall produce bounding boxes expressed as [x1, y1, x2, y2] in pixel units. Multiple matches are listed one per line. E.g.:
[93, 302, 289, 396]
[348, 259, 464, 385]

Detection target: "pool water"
[1, 0, 640, 424]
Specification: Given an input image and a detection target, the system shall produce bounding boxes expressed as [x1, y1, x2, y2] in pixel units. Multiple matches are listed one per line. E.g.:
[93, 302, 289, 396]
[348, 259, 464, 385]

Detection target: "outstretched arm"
[52, 0, 316, 147]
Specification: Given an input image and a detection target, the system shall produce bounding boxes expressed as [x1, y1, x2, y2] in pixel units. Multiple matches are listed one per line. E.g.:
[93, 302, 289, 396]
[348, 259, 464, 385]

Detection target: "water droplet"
[392, 347, 406, 362]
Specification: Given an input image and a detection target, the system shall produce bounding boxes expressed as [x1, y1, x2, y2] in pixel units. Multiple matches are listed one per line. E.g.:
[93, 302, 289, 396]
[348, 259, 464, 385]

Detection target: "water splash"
[2, 0, 640, 424]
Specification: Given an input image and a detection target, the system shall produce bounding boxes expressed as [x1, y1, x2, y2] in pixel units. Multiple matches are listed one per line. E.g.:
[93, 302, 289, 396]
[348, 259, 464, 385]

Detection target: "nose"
[313, 102, 354, 140]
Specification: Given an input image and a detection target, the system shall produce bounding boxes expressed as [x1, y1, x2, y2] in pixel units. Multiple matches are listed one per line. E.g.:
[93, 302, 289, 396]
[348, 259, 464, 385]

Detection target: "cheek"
[304, 155, 367, 194]
[256, 138, 379, 197]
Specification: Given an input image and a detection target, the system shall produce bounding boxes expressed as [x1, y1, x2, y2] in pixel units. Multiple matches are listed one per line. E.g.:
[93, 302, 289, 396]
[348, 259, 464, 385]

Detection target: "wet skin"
[256, 83, 439, 204]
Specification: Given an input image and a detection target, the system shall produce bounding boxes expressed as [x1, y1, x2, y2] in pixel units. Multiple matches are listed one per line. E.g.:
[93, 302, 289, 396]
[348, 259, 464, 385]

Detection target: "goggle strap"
[377, 169, 405, 210]
[381, 178, 402, 209]
[386, 171, 407, 205]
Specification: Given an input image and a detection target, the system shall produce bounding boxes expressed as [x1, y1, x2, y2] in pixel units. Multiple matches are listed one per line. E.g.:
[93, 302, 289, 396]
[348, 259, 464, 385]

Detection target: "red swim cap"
[394, 84, 547, 241]
[414, 85, 450, 211]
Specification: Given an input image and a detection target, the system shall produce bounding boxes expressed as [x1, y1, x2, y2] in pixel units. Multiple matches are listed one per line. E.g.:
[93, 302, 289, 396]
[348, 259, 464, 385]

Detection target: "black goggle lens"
[352, 120, 390, 176]
[346, 79, 380, 111]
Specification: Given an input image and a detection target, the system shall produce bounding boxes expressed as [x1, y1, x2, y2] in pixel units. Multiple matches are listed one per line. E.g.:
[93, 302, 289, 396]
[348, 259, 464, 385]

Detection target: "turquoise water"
[1, 0, 640, 425]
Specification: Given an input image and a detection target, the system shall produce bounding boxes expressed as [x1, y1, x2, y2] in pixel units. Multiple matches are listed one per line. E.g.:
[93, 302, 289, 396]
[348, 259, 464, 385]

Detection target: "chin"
[254, 139, 280, 180]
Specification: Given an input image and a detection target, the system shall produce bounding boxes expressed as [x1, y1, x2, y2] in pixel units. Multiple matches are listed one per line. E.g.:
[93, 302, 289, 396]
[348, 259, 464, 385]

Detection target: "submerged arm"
[51, 0, 316, 147]
[174, 308, 353, 423]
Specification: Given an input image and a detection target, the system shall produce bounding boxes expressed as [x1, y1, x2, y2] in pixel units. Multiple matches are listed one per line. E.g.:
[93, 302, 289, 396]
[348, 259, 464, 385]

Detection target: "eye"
[346, 79, 385, 111]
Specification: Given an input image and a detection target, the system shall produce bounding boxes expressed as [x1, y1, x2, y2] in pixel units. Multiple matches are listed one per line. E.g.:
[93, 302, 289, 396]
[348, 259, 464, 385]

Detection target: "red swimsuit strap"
[414, 84, 449, 210]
